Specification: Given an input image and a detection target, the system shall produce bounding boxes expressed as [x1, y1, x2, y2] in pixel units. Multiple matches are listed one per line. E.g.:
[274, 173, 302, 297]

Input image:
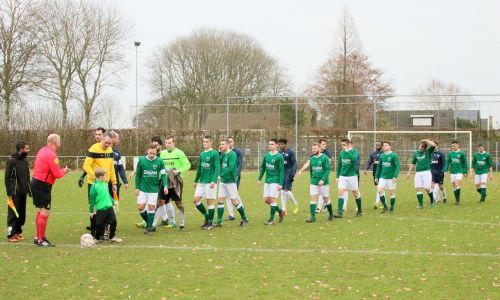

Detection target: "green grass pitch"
[0, 171, 499, 299]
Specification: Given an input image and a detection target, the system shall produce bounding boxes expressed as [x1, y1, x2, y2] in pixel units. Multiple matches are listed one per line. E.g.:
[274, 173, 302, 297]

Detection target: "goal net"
[347, 131, 472, 172]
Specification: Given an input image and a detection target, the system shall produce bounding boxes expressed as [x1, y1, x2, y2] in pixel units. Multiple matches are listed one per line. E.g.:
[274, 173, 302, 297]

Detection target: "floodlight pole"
[226, 97, 230, 135]
[134, 41, 141, 155]
[295, 96, 298, 156]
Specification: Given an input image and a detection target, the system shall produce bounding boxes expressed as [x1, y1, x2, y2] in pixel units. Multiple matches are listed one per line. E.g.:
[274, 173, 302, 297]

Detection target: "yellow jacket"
[83, 142, 117, 184]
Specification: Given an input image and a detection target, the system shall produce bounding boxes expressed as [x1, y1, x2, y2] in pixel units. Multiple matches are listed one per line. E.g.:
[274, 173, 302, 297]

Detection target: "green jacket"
[89, 180, 114, 213]
[159, 147, 191, 177]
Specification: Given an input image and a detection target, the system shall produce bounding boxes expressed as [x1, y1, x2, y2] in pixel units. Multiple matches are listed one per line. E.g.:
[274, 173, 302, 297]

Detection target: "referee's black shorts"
[31, 178, 53, 209]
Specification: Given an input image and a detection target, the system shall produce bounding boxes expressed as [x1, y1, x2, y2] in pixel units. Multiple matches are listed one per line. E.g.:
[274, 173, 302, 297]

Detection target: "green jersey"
[412, 145, 435, 172]
[135, 156, 167, 193]
[376, 151, 400, 179]
[258, 151, 284, 184]
[220, 150, 238, 183]
[336, 148, 359, 178]
[472, 151, 492, 175]
[194, 149, 220, 184]
[89, 180, 114, 213]
[310, 153, 330, 185]
[159, 147, 191, 177]
[444, 150, 468, 174]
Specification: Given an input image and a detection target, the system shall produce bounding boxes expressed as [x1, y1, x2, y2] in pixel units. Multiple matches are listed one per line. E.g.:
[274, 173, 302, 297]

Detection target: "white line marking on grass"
[396, 217, 500, 227]
[1, 242, 498, 258]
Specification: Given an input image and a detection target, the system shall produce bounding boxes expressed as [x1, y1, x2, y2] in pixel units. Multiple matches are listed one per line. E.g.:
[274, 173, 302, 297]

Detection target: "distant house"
[378, 109, 486, 129]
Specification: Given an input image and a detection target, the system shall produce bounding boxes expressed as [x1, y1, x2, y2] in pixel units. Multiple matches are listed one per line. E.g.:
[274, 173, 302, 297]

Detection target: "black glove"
[78, 176, 84, 188]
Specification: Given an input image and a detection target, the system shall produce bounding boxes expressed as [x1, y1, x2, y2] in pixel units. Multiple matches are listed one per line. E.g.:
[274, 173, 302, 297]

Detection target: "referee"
[31, 134, 70, 247]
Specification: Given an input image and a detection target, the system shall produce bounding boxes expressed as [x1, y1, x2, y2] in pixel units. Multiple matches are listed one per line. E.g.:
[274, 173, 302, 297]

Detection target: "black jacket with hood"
[5, 152, 31, 197]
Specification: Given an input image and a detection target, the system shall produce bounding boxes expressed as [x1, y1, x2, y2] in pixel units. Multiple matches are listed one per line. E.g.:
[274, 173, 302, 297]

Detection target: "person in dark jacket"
[5, 142, 31, 242]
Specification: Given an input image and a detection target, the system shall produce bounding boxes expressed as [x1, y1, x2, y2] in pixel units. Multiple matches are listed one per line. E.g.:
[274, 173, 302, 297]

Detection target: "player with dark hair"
[5, 142, 31, 242]
[78, 127, 105, 188]
[375, 141, 400, 213]
[258, 138, 285, 225]
[430, 141, 447, 203]
[471, 143, 493, 203]
[444, 140, 468, 205]
[336, 138, 362, 217]
[406, 139, 436, 208]
[364, 141, 383, 209]
[225, 136, 244, 221]
[278, 138, 299, 215]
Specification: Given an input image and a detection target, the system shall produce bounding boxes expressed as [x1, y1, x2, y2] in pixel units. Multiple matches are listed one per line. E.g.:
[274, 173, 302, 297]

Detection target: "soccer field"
[0, 171, 499, 299]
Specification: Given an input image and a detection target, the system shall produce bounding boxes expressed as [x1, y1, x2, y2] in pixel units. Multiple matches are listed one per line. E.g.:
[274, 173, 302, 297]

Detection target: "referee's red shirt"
[32, 146, 66, 185]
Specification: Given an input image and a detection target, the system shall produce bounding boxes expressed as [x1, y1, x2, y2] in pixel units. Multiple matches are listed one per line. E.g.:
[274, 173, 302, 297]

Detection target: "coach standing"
[31, 134, 69, 247]
[5, 142, 31, 242]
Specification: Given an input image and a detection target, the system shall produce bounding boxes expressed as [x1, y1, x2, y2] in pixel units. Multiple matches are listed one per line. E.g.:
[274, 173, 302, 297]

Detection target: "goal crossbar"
[348, 130, 473, 164]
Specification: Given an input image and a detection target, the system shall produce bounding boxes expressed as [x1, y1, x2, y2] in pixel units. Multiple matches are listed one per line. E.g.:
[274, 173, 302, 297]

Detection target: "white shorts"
[337, 176, 359, 191]
[310, 184, 330, 197]
[450, 173, 463, 183]
[474, 174, 488, 185]
[137, 192, 158, 206]
[219, 183, 239, 199]
[378, 178, 397, 190]
[263, 183, 280, 198]
[414, 171, 432, 189]
[194, 183, 217, 199]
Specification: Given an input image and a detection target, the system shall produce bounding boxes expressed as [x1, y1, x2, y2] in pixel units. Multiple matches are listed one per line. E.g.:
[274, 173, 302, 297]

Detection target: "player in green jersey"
[158, 135, 191, 230]
[296, 142, 333, 222]
[470, 144, 493, 203]
[406, 139, 436, 208]
[135, 144, 168, 234]
[336, 138, 362, 217]
[444, 140, 468, 205]
[193, 136, 220, 230]
[217, 138, 248, 226]
[257, 138, 285, 225]
[375, 141, 400, 213]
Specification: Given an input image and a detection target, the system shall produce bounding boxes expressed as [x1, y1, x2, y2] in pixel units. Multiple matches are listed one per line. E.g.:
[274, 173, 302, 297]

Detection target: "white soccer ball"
[80, 233, 96, 247]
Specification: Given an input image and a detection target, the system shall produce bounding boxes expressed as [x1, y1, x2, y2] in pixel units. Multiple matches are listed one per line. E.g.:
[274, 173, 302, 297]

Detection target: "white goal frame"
[347, 130, 473, 164]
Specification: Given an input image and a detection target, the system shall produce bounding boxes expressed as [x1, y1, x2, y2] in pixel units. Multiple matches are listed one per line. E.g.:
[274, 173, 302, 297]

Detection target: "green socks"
[428, 192, 434, 204]
[417, 193, 424, 206]
[236, 203, 247, 221]
[207, 205, 215, 225]
[379, 195, 387, 208]
[195, 201, 208, 219]
[309, 202, 317, 219]
[454, 188, 461, 202]
[337, 198, 344, 215]
[146, 211, 155, 230]
[217, 204, 224, 224]
[390, 197, 395, 209]
[269, 204, 276, 221]
[480, 188, 486, 201]
[140, 210, 148, 222]
[325, 202, 333, 216]
[355, 197, 362, 213]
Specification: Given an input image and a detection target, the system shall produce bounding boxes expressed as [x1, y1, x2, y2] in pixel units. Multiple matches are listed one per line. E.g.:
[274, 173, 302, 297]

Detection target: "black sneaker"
[355, 211, 362, 217]
[33, 238, 38, 245]
[86, 226, 91, 231]
[37, 238, 55, 247]
[305, 218, 316, 223]
[161, 220, 169, 226]
[226, 216, 236, 221]
[240, 220, 249, 226]
[333, 214, 343, 218]
[203, 224, 213, 230]
[179, 225, 185, 231]
[213, 223, 223, 228]
[443, 198, 447, 203]
[328, 214, 334, 221]
[200, 219, 208, 228]
[380, 207, 388, 213]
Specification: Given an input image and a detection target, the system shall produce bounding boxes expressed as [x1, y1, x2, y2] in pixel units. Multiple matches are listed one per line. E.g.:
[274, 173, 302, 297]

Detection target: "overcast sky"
[113, 0, 500, 127]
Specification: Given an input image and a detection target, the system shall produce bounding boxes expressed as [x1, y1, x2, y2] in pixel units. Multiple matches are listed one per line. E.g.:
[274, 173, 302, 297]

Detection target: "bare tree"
[414, 79, 472, 110]
[146, 28, 290, 129]
[35, 0, 82, 128]
[94, 95, 126, 129]
[0, 0, 39, 129]
[305, 8, 393, 129]
[71, 1, 128, 129]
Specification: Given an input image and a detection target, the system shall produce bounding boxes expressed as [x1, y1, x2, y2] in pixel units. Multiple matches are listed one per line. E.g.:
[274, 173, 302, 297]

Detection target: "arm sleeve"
[463, 154, 469, 174]
[117, 163, 128, 184]
[439, 152, 445, 173]
[291, 151, 298, 175]
[4, 159, 13, 196]
[194, 156, 201, 183]
[159, 161, 168, 187]
[444, 155, 450, 172]
[212, 152, 220, 183]
[82, 155, 94, 179]
[278, 156, 284, 185]
[322, 157, 330, 182]
[88, 185, 96, 213]
[178, 151, 191, 175]
[258, 156, 265, 181]
[237, 150, 243, 175]
[411, 153, 417, 165]
[49, 155, 65, 179]
[134, 160, 142, 190]
[375, 159, 382, 179]
[355, 154, 361, 173]
[336, 154, 342, 178]
[365, 154, 374, 171]
[394, 155, 400, 178]
[109, 161, 117, 185]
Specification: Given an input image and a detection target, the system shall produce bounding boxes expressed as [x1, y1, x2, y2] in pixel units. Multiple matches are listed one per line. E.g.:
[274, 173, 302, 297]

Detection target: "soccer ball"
[80, 233, 96, 247]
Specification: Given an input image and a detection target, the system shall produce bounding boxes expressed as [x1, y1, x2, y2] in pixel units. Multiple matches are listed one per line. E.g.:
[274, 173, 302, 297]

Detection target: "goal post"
[347, 131, 472, 171]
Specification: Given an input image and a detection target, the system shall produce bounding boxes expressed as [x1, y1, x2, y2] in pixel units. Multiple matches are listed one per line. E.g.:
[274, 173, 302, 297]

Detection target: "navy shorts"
[431, 171, 444, 184]
[282, 173, 294, 191]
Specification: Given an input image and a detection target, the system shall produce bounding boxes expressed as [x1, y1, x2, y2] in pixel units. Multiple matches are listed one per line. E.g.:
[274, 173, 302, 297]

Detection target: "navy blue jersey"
[232, 147, 243, 176]
[431, 150, 446, 173]
[365, 150, 383, 171]
[113, 147, 128, 184]
[280, 148, 297, 174]
[322, 149, 332, 159]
